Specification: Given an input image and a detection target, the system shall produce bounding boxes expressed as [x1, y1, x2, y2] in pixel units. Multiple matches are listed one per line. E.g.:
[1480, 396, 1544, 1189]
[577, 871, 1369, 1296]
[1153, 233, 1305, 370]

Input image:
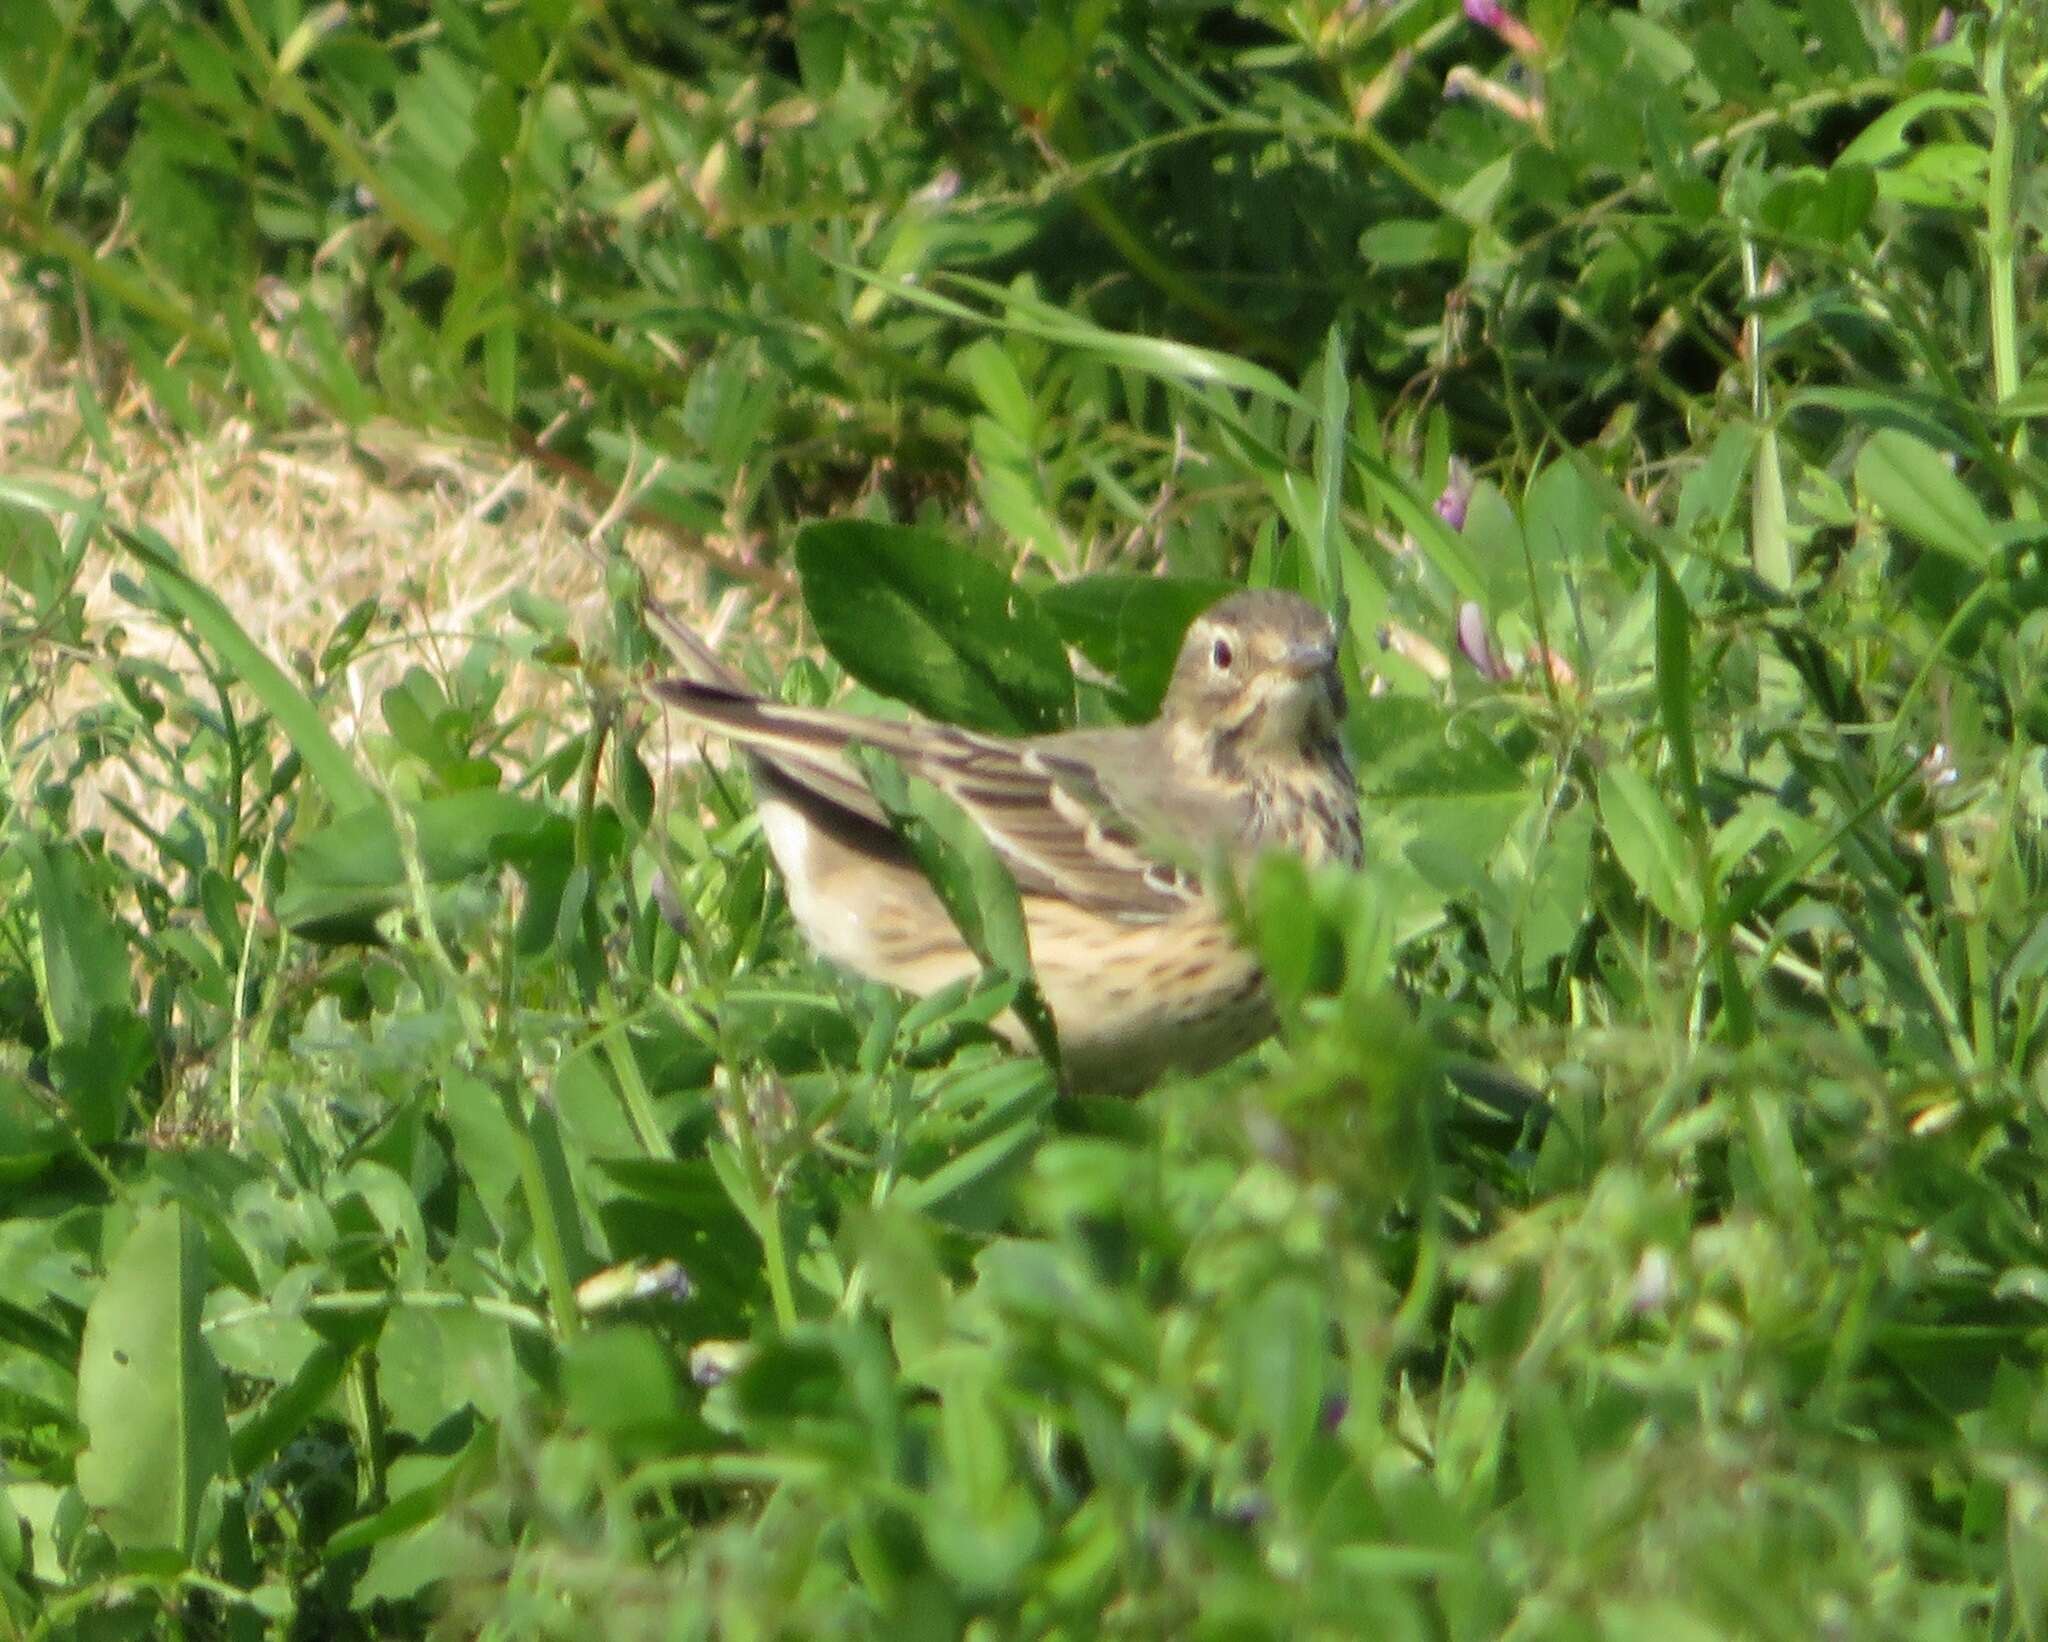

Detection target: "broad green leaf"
[1598, 765, 1703, 930]
[44, 1010, 151, 1148]
[564, 1327, 693, 1453]
[973, 415, 1071, 568]
[1358, 217, 1467, 268]
[1855, 430, 1998, 569]
[75, 1203, 230, 1560]
[1355, 696, 1524, 801]
[1736, 0, 1813, 84]
[1873, 143, 1988, 212]
[274, 789, 574, 937]
[795, 519, 1073, 734]
[849, 1206, 950, 1369]
[1250, 853, 1329, 1015]
[1522, 458, 1604, 581]
[1036, 574, 1234, 719]
[1691, 20, 1765, 104]
[1809, 163, 1877, 243]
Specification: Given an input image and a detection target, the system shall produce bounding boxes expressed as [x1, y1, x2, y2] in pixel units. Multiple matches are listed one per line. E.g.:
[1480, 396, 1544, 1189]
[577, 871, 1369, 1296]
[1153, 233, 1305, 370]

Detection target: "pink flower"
[1456, 602, 1513, 681]
[1435, 459, 1473, 531]
[1463, 0, 1545, 61]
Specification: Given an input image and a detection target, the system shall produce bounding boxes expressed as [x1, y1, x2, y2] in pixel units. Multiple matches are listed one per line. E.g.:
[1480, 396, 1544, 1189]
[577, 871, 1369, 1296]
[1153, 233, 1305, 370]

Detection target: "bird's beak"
[1278, 636, 1338, 679]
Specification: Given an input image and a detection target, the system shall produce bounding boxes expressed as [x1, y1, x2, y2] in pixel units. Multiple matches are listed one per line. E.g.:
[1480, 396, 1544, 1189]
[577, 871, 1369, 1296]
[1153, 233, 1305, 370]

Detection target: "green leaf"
[1736, 0, 1813, 84]
[229, 1342, 352, 1478]
[1236, 1276, 1328, 1487]
[46, 1010, 152, 1148]
[1761, 164, 1876, 243]
[921, 1359, 1044, 1592]
[937, 271, 1305, 406]
[22, 840, 131, 1041]
[1798, 0, 1873, 72]
[1653, 560, 1700, 815]
[1644, 99, 1716, 224]
[326, 1425, 489, 1557]
[1598, 765, 1702, 931]
[0, 1072, 68, 1186]
[1249, 853, 1326, 1016]
[1874, 142, 1988, 212]
[896, 1110, 1050, 1215]
[275, 790, 574, 939]
[564, 1327, 692, 1454]
[1838, 90, 1983, 169]
[850, 745, 1062, 1078]
[110, 523, 376, 814]
[1809, 162, 1876, 243]
[74, 1203, 231, 1560]
[23, 840, 147, 1144]
[972, 415, 1070, 568]
[1358, 217, 1467, 268]
[1036, 574, 1234, 719]
[1315, 325, 1350, 622]
[1855, 430, 1998, 569]
[1752, 423, 1794, 590]
[953, 337, 1036, 439]
[1355, 697, 1524, 801]
[795, 520, 1073, 734]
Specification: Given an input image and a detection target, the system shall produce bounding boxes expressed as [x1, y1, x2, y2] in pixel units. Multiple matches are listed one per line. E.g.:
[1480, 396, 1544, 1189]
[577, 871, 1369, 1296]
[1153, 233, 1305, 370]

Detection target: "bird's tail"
[640, 590, 746, 690]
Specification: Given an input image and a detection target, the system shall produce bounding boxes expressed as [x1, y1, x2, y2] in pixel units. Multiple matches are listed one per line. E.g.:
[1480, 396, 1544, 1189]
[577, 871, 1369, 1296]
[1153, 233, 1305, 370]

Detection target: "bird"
[649, 588, 1361, 1093]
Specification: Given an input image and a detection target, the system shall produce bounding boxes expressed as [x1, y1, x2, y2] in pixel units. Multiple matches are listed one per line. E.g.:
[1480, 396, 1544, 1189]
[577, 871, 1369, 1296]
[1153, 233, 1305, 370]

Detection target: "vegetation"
[3, 0, 2046, 1635]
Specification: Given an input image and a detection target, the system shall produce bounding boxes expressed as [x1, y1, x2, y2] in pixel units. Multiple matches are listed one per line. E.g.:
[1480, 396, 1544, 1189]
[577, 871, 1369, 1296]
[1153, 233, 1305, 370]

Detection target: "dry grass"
[0, 261, 779, 841]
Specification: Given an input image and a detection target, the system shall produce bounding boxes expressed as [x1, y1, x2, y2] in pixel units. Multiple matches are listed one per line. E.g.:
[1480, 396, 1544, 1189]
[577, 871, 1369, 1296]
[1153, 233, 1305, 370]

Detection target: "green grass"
[4, 0, 2048, 1636]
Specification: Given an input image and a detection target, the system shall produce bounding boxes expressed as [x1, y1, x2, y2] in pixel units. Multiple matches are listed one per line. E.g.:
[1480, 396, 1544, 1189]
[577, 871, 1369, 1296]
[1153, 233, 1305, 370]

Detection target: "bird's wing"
[651, 678, 1196, 920]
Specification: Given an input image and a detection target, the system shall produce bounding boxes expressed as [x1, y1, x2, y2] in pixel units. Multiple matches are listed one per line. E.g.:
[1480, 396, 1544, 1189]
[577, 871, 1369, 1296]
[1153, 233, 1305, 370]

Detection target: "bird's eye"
[1211, 636, 1234, 671]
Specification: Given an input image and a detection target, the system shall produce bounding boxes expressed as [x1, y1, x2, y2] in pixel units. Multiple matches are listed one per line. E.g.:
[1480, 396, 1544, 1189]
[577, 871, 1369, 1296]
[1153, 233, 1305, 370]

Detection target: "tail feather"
[642, 599, 744, 689]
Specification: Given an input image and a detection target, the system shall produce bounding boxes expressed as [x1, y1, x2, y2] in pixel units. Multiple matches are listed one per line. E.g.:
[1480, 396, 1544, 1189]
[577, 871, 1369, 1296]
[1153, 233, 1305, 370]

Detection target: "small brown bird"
[651, 589, 1360, 1093]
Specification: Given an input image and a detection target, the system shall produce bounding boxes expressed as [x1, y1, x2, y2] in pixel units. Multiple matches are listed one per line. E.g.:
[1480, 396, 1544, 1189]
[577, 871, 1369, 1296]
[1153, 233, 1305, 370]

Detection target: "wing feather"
[652, 679, 1194, 920]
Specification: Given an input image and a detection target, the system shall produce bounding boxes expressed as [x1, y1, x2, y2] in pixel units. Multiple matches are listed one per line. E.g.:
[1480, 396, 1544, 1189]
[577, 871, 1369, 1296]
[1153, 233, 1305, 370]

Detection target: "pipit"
[652, 589, 1360, 1093]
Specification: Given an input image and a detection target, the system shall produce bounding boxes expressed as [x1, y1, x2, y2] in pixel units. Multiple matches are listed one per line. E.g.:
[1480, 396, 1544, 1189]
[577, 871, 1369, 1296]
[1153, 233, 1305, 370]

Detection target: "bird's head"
[1162, 589, 1346, 763]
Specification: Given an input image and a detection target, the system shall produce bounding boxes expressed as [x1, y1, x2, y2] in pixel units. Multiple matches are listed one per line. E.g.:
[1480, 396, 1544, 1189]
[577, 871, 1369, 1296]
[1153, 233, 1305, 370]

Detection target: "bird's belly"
[757, 793, 981, 990]
[1020, 899, 1273, 1092]
[757, 795, 1273, 1092]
